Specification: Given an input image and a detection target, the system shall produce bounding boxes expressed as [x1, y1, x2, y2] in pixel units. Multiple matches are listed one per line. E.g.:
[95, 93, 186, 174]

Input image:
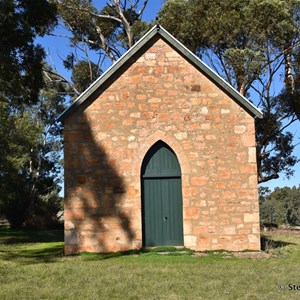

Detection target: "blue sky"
[40, 0, 299, 191]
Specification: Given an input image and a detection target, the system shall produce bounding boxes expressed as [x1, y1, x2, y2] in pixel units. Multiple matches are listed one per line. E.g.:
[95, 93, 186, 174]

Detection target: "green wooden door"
[141, 141, 183, 247]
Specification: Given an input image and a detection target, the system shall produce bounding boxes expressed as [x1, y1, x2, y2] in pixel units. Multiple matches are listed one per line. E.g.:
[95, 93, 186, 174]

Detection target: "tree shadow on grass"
[0, 228, 64, 244]
[80, 249, 139, 261]
[0, 228, 64, 265]
[80, 247, 193, 261]
[260, 235, 296, 251]
[0, 243, 64, 265]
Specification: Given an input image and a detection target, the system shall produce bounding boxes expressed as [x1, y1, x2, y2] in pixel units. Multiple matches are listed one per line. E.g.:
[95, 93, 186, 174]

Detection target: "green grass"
[1, 227, 300, 299]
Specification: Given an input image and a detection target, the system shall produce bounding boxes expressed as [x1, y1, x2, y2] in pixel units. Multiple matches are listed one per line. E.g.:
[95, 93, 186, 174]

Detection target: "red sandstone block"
[109, 223, 124, 230]
[143, 76, 159, 83]
[179, 141, 190, 151]
[223, 190, 236, 199]
[240, 164, 257, 174]
[182, 187, 198, 197]
[238, 229, 251, 235]
[218, 213, 230, 219]
[188, 152, 198, 160]
[134, 66, 148, 74]
[184, 207, 200, 219]
[215, 181, 227, 188]
[223, 206, 236, 212]
[119, 161, 131, 171]
[153, 66, 164, 74]
[223, 225, 236, 235]
[66, 199, 85, 209]
[231, 217, 243, 223]
[65, 209, 85, 220]
[209, 207, 218, 214]
[136, 94, 146, 100]
[220, 171, 231, 179]
[167, 90, 179, 96]
[228, 181, 240, 189]
[197, 237, 210, 248]
[234, 125, 246, 134]
[128, 186, 139, 196]
[82, 190, 96, 199]
[187, 124, 200, 131]
[128, 76, 140, 84]
[166, 66, 180, 74]
[171, 112, 181, 121]
[115, 102, 126, 109]
[122, 118, 134, 126]
[241, 135, 255, 147]
[104, 122, 115, 129]
[239, 189, 257, 200]
[190, 98, 201, 106]
[157, 112, 170, 122]
[138, 104, 148, 111]
[191, 176, 208, 186]
[247, 244, 260, 250]
[193, 226, 208, 235]
[219, 236, 232, 243]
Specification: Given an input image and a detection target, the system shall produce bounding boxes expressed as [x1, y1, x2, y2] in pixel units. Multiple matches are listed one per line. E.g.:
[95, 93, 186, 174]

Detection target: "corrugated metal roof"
[58, 25, 263, 122]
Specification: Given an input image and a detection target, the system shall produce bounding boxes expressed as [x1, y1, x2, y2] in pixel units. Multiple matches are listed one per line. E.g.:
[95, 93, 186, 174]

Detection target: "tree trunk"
[284, 44, 300, 120]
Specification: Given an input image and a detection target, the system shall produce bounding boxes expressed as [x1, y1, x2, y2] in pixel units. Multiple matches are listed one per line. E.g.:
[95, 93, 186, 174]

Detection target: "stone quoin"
[58, 25, 263, 255]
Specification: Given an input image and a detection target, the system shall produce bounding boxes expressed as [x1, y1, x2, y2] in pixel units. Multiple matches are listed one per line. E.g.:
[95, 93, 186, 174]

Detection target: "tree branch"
[137, 0, 149, 16]
[43, 69, 80, 96]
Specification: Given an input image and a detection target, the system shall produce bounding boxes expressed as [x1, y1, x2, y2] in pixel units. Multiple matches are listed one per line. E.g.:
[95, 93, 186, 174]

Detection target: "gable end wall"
[63, 38, 260, 254]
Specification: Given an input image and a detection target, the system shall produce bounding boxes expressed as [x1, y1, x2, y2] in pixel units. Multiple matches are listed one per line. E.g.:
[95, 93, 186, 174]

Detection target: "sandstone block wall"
[63, 38, 260, 254]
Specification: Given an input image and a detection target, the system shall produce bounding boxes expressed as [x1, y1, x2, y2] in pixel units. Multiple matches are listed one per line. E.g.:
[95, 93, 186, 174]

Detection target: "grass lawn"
[1, 227, 300, 299]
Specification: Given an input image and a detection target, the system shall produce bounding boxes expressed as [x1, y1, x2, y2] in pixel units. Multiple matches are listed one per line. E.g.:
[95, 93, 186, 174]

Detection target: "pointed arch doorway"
[141, 141, 184, 247]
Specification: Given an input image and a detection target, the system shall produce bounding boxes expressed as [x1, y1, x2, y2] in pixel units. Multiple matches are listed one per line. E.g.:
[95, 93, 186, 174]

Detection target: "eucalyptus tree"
[259, 186, 300, 226]
[50, 0, 150, 94]
[0, 67, 67, 228]
[0, 0, 62, 227]
[0, 0, 57, 105]
[158, 0, 300, 183]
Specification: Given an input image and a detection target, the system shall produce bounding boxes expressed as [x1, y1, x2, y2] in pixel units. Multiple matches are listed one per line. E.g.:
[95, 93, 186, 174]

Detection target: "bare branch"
[43, 69, 80, 96]
[113, 0, 135, 47]
[138, 0, 149, 16]
[216, 52, 234, 88]
[258, 173, 279, 184]
[59, 1, 123, 23]
[48, 32, 73, 40]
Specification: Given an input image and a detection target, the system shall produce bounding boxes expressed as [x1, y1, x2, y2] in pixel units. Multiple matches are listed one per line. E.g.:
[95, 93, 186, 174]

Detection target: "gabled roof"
[58, 25, 263, 122]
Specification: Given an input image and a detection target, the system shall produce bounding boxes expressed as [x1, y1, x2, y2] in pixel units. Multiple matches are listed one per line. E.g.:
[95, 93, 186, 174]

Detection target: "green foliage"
[0, 68, 66, 228]
[0, 104, 40, 227]
[159, 0, 300, 92]
[259, 186, 300, 226]
[71, 60, 101, 92]
[0, 0, 57, 105]
[159, 0, 300, 183]
[255, 102, 298, 183]
[55, 0, 150, 93]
